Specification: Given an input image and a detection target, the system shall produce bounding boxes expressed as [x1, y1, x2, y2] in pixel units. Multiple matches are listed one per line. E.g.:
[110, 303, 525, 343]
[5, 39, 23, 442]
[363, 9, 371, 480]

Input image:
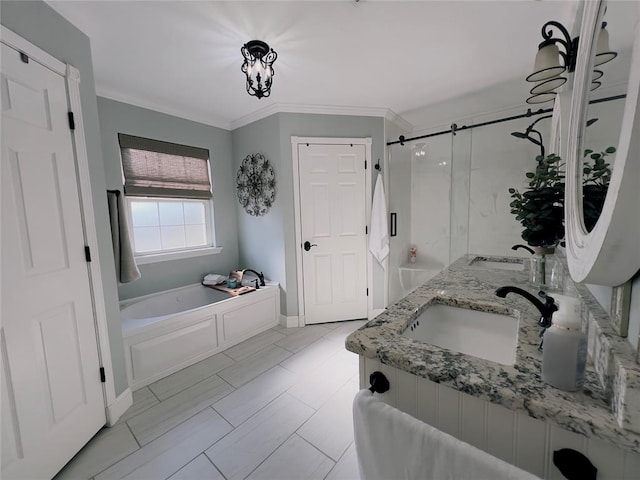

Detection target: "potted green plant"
[582, 147, 615, 232]
[508, 147, 614, 285]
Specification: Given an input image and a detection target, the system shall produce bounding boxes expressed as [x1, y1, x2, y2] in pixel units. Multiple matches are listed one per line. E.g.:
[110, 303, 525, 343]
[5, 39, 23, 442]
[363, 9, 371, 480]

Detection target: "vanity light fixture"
[241, 40, 277, 99]
[525, 20, 616, 104]
[594, 22, 617, 66]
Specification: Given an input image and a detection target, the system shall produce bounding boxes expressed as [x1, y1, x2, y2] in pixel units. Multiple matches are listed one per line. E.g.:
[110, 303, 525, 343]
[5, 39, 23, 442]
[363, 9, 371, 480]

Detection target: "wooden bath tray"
[204, 283, 256, 296]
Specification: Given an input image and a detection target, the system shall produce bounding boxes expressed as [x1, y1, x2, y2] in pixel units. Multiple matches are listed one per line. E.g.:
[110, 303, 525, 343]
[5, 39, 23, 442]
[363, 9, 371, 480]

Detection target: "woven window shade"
[119, 133, 212, 199]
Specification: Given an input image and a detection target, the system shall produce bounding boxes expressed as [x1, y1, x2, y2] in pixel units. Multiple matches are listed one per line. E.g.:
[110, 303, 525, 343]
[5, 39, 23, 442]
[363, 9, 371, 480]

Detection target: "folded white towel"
[203, 274, 227, 285]
[353, 389, 541, 480]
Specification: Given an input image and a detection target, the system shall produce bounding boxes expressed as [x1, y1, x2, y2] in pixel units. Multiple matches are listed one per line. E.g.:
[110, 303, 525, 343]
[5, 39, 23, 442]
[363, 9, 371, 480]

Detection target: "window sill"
[135, 246, 222, 265]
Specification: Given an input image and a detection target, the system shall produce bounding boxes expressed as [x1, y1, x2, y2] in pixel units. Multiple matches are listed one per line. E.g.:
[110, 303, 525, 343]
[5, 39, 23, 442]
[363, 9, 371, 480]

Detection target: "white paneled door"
[298, 144, 368, 324]
[1, 43, 105, 478]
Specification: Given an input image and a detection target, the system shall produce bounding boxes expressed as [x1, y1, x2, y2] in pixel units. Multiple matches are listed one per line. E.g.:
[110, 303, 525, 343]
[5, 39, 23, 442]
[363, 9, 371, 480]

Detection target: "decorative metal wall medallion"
[236, 153, 276, 216]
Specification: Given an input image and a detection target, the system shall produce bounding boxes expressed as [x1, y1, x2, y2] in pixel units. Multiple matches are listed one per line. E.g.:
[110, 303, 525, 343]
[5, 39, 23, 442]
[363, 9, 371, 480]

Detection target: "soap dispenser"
[541, 295, 586, 391]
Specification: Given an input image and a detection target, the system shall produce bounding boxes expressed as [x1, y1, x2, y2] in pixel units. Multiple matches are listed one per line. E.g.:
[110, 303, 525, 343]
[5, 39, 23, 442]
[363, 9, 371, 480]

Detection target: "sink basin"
[470, 257, 525, 271]
[401, 304, 519, 365]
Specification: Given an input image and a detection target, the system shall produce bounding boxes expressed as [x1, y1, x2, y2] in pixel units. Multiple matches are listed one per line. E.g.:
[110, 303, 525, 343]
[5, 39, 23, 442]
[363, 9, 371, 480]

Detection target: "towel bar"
[369, 371, 390, 394]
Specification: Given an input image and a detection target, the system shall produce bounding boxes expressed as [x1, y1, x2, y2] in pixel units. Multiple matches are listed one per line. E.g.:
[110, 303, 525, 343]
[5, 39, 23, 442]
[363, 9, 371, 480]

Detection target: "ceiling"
[46, 1, 633, 131]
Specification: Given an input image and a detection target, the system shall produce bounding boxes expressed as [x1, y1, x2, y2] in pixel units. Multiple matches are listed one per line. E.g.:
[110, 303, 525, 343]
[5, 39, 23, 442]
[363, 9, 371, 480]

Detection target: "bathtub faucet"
[495, 286, 558, 349]
[242, 269, 265, 287]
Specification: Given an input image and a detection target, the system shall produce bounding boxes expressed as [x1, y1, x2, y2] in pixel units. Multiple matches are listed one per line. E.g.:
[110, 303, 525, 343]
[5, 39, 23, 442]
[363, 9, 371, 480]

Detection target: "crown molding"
[384, 110, 414, 133]
[230, 103, 407, 130]
[96, 87, 233, 131]
[95, 88, 414, 133]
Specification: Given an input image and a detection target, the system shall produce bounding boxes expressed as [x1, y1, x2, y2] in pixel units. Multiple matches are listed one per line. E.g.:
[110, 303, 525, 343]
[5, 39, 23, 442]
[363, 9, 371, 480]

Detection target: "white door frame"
[291, 136, 373, 326]
[1, 26, 128, 424]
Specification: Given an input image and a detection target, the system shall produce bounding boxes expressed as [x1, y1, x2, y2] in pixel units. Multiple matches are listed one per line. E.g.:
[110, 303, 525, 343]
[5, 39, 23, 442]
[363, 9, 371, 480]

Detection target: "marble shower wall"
[394, 115, 542, 275]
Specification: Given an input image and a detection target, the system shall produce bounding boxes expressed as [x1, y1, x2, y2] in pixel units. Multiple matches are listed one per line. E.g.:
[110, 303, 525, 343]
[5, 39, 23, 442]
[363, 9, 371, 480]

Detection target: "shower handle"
[303, 241, 318, 251]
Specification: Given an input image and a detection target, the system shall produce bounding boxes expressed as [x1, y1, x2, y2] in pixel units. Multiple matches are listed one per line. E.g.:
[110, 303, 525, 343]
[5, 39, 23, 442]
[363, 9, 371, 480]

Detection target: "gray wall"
[97, 97, 239, 300]
[232, 113, 385, 318]
[1, 1, 128, 396]
[231, 115, 286, 312]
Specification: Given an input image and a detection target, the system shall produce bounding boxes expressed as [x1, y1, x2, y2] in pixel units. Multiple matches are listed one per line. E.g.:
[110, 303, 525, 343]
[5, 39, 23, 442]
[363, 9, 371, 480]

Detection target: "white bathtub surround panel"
[213, 366, 297, 427]
[122, 285, 280, 389]
[353, 389, 541, 480]
[95, 408, 231, 480]
[297, 378, 359, 461]
[54, 424, 139, 480]
[218, 292, 278, 347]
[217, 345, 292, 388]
[167, 455, 223, 480]
[246, 434, 334, 480]
[127, 374, 234, 446]
[346, 255, 640, 454]
[204, 393, 314, 480]
[128, 316, 219, 386]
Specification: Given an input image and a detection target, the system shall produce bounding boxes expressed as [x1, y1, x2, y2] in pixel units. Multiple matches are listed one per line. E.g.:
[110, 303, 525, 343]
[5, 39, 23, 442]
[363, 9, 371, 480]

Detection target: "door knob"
[303, 241, 318, 251]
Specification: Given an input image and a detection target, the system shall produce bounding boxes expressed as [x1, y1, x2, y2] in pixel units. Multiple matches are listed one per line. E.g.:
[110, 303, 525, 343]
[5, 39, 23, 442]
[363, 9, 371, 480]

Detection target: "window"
[119, 133, 217, 259]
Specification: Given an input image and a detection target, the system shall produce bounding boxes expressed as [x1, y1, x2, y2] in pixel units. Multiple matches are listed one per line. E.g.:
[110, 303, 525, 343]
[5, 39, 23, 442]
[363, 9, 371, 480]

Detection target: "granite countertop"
[345, 254, 640, 454]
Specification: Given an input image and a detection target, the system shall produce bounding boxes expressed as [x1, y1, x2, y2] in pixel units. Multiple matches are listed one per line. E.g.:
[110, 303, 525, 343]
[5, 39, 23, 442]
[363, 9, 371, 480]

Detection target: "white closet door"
[298, 143, 368, 324]
[1, 42, 105, 479]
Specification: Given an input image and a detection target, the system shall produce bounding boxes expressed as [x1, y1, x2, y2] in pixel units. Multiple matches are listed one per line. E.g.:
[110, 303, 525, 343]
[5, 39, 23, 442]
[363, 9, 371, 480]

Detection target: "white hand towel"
[369, 174, 389, 268]
[353, 389, 541, 480]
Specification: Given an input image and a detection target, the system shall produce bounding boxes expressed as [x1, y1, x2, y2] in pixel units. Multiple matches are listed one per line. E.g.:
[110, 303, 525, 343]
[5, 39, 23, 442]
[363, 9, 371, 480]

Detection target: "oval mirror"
[564, 0, 640, 286]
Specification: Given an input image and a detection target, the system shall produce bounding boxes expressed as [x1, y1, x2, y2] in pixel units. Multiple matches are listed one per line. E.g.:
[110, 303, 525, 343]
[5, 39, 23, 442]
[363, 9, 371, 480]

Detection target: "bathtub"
[121, 283, 280, 389]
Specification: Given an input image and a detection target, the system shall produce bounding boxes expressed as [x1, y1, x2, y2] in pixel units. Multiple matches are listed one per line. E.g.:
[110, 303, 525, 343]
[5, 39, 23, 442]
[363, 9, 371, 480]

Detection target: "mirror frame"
[564, 0, 640, 286]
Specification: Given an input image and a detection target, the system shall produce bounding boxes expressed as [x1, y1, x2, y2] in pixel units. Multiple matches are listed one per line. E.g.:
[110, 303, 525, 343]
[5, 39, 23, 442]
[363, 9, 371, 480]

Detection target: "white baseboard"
[280, 314, 300, 328]
[105, 387, 133, 426]
[369, 308, 385, 320]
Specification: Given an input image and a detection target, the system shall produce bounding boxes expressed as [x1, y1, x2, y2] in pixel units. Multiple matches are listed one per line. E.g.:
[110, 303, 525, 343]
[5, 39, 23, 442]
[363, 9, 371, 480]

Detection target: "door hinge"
[68, 112, 76, 130]
[19, 52, 29, 63]
[99, 367, 106, 383]
[365, 225, 368, 235]
[84, 246, 92, 262]
[366, 288, 369, 296]
[364, 160, 367, 170]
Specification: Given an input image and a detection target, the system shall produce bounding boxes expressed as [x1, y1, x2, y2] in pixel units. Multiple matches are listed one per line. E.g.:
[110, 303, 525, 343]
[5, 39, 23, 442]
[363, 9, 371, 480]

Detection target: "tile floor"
[55, 321, 367, 480]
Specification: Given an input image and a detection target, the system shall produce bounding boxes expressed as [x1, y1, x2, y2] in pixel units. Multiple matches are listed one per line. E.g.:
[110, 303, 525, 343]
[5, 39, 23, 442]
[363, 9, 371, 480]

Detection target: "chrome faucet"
[495, 286, 558, 349]
[242, 269, 265, 287]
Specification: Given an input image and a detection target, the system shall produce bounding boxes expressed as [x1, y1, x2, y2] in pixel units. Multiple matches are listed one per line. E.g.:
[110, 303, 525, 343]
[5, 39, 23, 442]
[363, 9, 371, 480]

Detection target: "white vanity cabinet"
[359, 358, 640, 480]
